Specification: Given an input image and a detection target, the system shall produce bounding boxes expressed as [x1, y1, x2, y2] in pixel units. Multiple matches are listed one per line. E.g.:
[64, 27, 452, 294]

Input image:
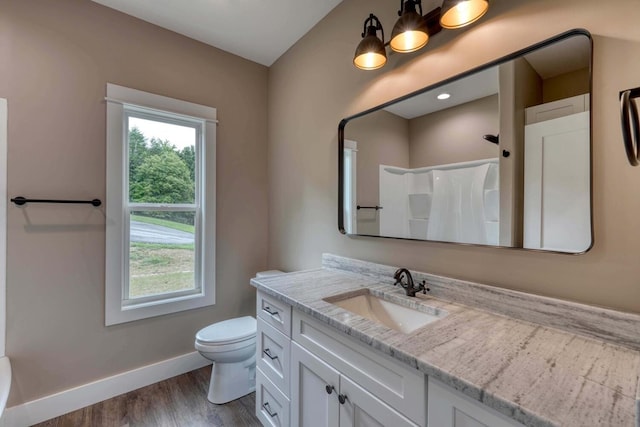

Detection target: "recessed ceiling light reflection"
[437, 93, 451, 100]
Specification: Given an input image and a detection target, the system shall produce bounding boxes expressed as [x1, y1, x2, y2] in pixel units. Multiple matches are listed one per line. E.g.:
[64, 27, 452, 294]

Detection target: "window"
[105, 84, 216, 325]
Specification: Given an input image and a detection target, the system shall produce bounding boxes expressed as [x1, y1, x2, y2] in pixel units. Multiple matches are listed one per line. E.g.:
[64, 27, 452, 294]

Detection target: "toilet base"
[207, 356, 256, 404]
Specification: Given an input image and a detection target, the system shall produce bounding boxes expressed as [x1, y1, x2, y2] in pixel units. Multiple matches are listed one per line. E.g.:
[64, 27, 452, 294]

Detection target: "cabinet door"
[291, 342, 340, 427]
[428, 378, 524, 427]
[339, 375, 418, 427]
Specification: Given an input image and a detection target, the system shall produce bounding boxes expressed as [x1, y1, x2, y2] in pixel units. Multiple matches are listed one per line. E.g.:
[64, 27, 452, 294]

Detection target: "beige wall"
[408, 95, 499, 168]
[344, 110, 409, 235]
[543, 67, 590, 103]
[268, 0, 640, 314]
[0, 0, 268, 406]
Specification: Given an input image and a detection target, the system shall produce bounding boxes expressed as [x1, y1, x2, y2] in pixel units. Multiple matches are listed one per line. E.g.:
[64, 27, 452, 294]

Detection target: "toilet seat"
[196, 316, 256, 345]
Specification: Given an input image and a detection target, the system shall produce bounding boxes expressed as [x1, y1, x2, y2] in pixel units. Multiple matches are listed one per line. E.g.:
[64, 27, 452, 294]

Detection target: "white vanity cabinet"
[255, 291, 425, 427]
[255, 290, 524, 427]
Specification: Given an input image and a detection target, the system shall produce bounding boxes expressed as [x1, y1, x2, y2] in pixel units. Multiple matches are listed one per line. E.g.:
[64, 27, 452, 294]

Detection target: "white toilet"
[195, 316, 257, 404]
[195, 270, 283, 404]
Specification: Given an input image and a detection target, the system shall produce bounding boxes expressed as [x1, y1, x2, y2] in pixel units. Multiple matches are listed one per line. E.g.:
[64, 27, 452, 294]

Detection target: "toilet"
[195, 270, 283, 404]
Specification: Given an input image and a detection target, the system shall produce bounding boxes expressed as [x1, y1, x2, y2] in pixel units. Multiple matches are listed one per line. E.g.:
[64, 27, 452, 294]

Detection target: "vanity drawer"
[257, 318, 291, 396]
[256, 367, 290, 427]
[292, 310, 425, 426]
[257, 291, 292, 337]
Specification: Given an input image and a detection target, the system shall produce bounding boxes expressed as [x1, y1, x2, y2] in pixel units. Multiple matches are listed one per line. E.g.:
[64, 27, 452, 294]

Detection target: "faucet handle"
[417, 280, 429, 294]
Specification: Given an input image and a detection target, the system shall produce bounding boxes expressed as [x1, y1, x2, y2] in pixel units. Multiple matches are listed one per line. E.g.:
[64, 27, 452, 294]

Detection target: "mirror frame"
[338, 28, 593, 254]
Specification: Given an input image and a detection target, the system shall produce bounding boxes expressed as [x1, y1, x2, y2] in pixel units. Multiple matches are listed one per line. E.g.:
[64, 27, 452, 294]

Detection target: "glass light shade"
[390, 9, 429, 53]
[440, 0, 489, 29]
[354, 34, 387, 70]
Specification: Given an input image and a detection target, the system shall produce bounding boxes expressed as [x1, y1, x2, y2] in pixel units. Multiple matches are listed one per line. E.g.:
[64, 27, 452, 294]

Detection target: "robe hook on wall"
[482, 134, 509, 157]
[483, 134, 499, 144]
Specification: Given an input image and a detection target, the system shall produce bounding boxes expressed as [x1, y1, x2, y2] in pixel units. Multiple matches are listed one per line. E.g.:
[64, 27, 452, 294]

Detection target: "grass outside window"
[129, 216, 196, 298]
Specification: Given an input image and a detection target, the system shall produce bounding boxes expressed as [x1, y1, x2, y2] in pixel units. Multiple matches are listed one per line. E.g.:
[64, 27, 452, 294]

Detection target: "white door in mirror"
[524, 107, 590, 252]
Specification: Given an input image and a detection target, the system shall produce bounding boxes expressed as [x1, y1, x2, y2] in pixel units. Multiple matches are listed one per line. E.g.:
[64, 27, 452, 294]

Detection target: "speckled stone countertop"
[251, 254, 640, 427]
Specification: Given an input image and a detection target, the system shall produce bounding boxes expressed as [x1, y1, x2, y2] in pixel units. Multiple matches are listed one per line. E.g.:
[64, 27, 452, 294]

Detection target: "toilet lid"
[196, 316, 256, 344]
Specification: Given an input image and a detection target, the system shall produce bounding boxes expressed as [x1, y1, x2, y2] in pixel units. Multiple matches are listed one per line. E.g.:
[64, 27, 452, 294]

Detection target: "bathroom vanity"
[252, 254, 640, 427]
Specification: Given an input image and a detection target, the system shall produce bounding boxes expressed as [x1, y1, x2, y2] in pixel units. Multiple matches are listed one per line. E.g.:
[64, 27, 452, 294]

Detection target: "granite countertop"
[251, 257, 640, 427]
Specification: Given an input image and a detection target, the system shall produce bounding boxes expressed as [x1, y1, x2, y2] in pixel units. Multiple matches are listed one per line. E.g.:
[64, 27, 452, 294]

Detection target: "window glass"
[128, 210, 196, 299]
[128, 117, 197, 204]
[124, 113, 201, 304]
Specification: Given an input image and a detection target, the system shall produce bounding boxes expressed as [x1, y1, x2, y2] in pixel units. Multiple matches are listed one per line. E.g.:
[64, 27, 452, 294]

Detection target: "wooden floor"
[34, 366, 261, 427]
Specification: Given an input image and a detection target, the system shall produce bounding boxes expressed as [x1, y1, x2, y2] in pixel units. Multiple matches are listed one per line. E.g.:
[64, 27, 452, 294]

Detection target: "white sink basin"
[325, 290, 444, 334]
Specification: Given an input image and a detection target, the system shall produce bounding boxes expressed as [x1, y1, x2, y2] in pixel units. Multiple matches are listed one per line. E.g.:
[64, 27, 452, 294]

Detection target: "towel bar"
[10, 197, 102, 206]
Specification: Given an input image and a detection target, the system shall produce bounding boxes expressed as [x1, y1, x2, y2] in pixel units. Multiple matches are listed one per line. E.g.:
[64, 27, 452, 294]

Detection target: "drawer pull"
[338, 394, 348, 405]
[325, 385, 335, 395]
[262, 402, 278, 417]
[263, 348, 279, 360]
[263, 306, 279, 317]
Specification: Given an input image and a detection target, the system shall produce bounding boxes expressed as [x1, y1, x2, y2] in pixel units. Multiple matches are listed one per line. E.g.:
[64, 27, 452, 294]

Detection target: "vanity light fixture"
[354, 0, 489, 70]
[354, 14, 388, 70]
[440, 0, 489, 29]
[437, 92, 451, 100]
[390, 0, 429, 53]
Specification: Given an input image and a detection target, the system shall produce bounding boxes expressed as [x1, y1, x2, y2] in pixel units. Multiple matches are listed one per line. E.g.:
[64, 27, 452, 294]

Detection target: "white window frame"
[343, 139, 357, 234]
[105, 83, 217, 325]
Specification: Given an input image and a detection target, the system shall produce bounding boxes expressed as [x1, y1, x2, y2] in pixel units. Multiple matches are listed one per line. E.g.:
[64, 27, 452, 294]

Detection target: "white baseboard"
[1, 351, 210, 427]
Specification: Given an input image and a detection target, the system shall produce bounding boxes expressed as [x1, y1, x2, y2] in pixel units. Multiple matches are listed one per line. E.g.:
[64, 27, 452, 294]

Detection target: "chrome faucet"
[393, 268, 427, 297]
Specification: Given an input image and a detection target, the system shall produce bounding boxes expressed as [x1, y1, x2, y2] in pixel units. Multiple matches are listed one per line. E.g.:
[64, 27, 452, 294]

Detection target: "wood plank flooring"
[34, 366, 261, 427]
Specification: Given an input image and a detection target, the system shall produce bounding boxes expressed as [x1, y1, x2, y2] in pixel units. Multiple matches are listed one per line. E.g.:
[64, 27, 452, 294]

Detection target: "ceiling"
[523, 35, 591, 79]
[384, 33, 590, 120]
[91, 0, 343, 66]
[385, 67, 499, 119]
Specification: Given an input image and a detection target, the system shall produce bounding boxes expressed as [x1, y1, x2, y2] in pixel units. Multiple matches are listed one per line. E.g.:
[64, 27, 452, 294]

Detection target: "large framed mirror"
[339, 29, 592, 254]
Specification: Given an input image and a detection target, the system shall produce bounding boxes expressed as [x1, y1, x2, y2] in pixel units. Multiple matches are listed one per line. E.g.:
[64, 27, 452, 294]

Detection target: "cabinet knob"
[325, 385, 335, 395]
[338, 394, 348, 404]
